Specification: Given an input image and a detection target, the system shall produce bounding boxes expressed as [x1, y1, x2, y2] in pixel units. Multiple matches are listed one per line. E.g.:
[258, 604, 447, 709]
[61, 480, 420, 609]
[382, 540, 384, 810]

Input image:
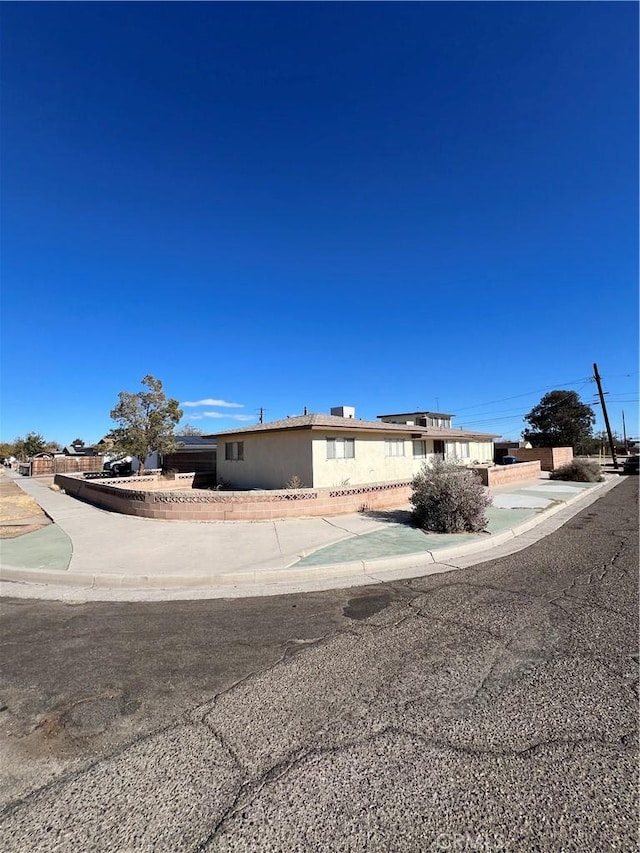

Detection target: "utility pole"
[258, 407, 264, 424]
[622, 410, 627, 452]
[593, 363, 618, 469]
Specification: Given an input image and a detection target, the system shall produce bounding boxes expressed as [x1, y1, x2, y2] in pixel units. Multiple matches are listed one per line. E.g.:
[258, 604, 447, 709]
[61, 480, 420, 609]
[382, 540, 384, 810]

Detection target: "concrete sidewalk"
[0, 470, 621, 601]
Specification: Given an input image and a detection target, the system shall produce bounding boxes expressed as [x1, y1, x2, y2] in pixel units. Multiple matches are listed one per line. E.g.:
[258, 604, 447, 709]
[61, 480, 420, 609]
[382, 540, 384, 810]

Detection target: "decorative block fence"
[55, 460, 545, 521]
[54, 474, 415, 520]
[471, 461, 541, 487]
[508, 447, 573, 472]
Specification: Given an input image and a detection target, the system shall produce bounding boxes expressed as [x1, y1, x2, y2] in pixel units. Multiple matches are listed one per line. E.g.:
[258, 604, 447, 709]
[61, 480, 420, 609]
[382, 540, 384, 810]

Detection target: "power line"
[451, 376, 592, 414]
[456, 381, 594, 428]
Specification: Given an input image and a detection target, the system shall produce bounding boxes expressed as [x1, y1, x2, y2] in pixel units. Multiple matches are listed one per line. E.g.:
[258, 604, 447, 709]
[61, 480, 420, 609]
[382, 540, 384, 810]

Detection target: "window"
[225, 441, 244, 461]
[326, 437, 355, 459]
[385, 439, 405, 457]
[446, 441, 469, 459]
[413, 440, 427, 459]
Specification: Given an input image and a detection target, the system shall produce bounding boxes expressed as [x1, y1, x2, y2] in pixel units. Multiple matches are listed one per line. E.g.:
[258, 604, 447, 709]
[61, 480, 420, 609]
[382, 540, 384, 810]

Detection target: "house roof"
[173, 435, 217, 450]
[63, 445, 97, 456]
[207, 414, 498, 441]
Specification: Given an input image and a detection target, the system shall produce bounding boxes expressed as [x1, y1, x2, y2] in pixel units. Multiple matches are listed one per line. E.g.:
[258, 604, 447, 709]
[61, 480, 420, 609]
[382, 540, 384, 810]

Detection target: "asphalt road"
[1, 477, 638, 852]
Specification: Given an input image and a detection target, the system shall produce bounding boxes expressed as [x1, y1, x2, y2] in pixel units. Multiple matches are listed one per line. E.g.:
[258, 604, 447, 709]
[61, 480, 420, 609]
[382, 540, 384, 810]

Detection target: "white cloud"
[187, 415, 204, 421]
[199, 412, 255, 422]
[181, 399, 243, 408]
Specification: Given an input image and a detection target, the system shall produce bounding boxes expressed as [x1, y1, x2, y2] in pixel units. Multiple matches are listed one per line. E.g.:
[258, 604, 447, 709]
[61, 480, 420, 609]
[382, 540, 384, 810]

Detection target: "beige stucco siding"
[216, 431, 313, 489]
[311, 433, 440, 488]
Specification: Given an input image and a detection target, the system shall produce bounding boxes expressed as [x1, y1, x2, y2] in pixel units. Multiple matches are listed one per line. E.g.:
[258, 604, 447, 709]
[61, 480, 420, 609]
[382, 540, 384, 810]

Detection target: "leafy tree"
[574, 430, 611, 456]
[0, 441, 16, 459]
[108, 375, 183, 474]
[523, 391, 595, 448]
[13, 432, 48, 459]
[179, 424, 204, 436]
[95, 434, 116, 451]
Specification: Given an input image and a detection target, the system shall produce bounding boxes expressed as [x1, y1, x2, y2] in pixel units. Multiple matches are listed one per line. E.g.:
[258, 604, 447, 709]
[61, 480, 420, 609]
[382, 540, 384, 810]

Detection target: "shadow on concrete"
[359, 508, 415, 526]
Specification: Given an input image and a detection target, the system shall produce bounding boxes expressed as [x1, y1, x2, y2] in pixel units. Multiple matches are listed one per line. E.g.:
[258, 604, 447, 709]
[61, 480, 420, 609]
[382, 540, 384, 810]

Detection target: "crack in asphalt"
[408, 605, 506, 641]
[545, 538, 629, 603]
[188, 564, 636, 847]
[193, 720, 639, 848]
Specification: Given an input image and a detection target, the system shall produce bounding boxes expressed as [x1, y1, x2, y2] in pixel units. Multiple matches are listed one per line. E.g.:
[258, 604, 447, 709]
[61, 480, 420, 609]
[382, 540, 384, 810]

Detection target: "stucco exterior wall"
[311, 433, 438, 488]
[216, 431, 313, 490]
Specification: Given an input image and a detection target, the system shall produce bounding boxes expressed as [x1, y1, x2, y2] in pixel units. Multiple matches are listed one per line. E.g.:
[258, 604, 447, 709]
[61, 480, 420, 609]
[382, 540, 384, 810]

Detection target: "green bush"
[410, 459, 492, 533]
[549, 459, 603, 482]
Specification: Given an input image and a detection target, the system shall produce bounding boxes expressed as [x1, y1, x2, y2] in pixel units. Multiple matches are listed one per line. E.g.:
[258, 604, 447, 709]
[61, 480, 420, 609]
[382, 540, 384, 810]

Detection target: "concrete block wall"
[473, 461, 541, 487]
[508, 447, 573, 471]
[122, 475, 193, 491]
[54, 474, 413, 521]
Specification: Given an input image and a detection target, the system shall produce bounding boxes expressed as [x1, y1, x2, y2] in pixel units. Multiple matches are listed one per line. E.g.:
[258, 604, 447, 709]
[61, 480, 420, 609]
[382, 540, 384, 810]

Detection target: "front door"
[433, 440, 445, 461]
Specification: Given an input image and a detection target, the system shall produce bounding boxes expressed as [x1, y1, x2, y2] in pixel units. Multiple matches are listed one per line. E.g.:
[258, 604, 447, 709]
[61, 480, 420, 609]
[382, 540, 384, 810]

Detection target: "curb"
[0, 475, 621, 597]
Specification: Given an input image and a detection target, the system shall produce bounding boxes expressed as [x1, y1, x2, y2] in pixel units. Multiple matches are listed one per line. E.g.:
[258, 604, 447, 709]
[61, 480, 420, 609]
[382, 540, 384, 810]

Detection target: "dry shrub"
[411, 459, 492, 533]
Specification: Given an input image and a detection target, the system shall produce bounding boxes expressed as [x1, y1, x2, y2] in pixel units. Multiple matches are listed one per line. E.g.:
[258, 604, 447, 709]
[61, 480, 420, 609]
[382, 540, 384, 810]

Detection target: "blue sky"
[1, 2, 637, 445]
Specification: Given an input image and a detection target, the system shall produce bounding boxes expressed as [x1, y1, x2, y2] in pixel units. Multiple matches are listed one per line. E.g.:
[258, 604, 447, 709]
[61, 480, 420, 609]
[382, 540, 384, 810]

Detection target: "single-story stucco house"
[211, 407, 497, 490]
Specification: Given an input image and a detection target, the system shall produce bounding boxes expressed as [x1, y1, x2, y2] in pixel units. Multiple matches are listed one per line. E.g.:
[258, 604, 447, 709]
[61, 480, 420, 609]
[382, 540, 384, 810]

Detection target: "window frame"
[225, 440, 244, 461]
[412, 439, 427, 459]
[326, 437, 355, 460]
[385, 438, 406, 457]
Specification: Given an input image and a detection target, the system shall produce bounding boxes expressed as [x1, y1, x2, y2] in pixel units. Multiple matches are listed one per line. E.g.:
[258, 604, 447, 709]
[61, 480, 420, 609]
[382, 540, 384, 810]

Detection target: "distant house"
[101, 435, 217, 482]
[378, 410, 455, 429]
[212, 407, 496, 490]
[62, 441, 99, 457]
[162, 435, 217, 479]
[377, 410, 483, 462]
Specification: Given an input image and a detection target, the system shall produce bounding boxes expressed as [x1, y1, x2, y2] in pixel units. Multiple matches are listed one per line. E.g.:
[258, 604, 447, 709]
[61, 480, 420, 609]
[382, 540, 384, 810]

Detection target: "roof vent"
[331, 406, 355, 419]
